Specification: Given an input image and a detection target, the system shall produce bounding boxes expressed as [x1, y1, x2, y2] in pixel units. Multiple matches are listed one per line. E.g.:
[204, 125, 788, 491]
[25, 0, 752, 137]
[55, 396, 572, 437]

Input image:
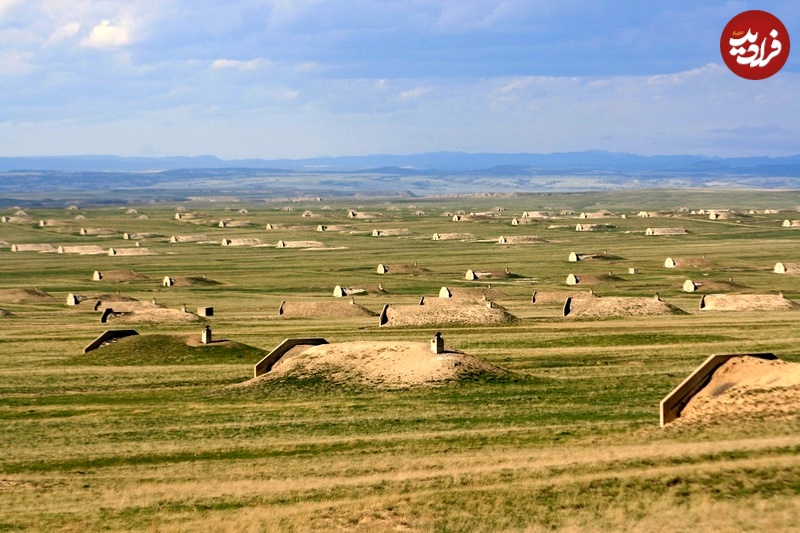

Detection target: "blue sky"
[0, 0, 798, 158]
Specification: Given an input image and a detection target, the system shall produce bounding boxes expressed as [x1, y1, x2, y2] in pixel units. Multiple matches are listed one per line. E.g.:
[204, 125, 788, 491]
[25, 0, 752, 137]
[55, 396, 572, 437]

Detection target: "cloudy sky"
[0, 0, 798, 159]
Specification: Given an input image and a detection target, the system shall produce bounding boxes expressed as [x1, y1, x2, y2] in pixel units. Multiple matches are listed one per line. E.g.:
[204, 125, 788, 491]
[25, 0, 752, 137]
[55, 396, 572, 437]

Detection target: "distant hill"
[1, 151, 799, 199]
[2, 151, 800, 174]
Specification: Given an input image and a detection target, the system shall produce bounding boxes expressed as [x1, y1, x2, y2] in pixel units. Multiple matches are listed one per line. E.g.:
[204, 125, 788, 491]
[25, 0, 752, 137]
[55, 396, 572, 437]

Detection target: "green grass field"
[1, 190, 799, 531]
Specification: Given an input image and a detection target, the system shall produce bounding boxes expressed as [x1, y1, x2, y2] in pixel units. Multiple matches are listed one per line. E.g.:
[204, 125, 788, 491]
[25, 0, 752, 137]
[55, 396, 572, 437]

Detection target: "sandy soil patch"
[382, 302, 517, 327]
[39, 219, 70, 227]
[4, 216, 34, 223]
[108, 247, 157, 256]
[665, 257, 712, 268]
[11, 244, 57, 253]
[80, 228, 116, 236]
[521, 211, 554, 218]
[348, 211, 383, 219]
[222, 238, 264, 246]
[566, 296, 685, 318]
[219, 220, 253, 227]
[497, 235, 547, 245]
[575, 224, 616, 231]
[252, 341, 510, 388]
[105, 307, 202, 324]
[170, 235, 209, 243]
[432, 232, 474, 241]
[276, 240, 325, 248]
[774, 262, 800, 274]
[437, 287, 504, 302]
[0, 288, 54, 303]
[531, 290, 597, 305]
[58, 245, 107, 255]
[372, 228, 411, 236]
[316, 225, 350, 232]
[699, 294, 799, 311]
[677, 357, 800, 424]
[465, 269, 514, 280]
[124, 233, 163, 240]
[279, 301, 377, 318]
[94, 270, 150, 282]
[646, 227, 689, 235]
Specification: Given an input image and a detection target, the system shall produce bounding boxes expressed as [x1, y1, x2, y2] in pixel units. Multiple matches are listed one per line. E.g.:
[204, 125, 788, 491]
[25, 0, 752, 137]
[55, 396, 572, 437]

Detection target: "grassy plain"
[1, 190, 799, 531]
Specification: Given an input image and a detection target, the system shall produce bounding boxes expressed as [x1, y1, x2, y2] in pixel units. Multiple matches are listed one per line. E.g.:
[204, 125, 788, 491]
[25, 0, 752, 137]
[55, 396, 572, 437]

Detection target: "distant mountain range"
[1, 151, 799, 199]
[1, 151, 800, 175]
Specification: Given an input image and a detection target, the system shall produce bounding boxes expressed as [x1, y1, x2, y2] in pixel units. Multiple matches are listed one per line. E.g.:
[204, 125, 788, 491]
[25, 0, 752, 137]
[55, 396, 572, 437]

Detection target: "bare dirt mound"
[276, 240, 325, 249]
[279, 301, 377, 318]
[97, 300, 162, 313]
[11, 243, 57, 253]
[531, 290, 597, 305]
[677, 357, 800, 425]
[464, 269, 524, 281]
[95, 270, 150, 282]
[219, 220, 253, 228]
[80, 228, 116, 236]
[105, 308, 202, 324]
[646, 227, 689, 235]
[251, 341, 511, 388]
[70, 293, 140, 307]
[316, 224, 349, 232]
[382, 302, 517, 327]
[170, 235, 209, 243]
[58, 245, 107, 255]
[665, 257, 711, 269]
[497, 235, 547, 245]
[39, 219, 70, 227]
[566, 296, 686, 318]
[372, 228, 411, 236]
[92, 293, 140, 302]
[432, 232, 474, 241]
[222, 238, 264, 246]
[108, 247, 157, 256]
[0, 288, 54, 303]
[699, 294, 799, 312]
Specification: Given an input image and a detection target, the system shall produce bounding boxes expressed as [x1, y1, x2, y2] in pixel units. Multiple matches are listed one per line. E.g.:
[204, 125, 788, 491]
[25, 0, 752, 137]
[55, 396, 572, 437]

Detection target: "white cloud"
[0, 0, 24, 18]
[211, 58, 268, 71]
[398, 87, 431, 102]
[45, 22, 81, 46]
[294, 61, 325, 73]
[81, 20, 132, 49]
[0, 50, 35, 76]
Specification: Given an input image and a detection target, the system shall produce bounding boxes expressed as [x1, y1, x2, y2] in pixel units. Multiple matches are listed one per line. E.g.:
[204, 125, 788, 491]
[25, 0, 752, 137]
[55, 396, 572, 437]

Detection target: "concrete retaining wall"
[659, 352, 777, 426]
[83, 329, 139, 354]
[253, 338, 328, 377]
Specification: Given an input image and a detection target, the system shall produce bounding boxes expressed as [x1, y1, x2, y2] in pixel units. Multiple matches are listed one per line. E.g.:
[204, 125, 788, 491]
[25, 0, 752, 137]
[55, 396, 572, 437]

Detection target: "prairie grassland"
[1, 190, 799, 531]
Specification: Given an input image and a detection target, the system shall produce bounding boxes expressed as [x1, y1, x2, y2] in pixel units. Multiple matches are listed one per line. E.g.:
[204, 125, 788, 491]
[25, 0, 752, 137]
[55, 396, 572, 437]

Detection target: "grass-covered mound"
[172, 275, 221, 287]
[71, 334, 267, 365]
